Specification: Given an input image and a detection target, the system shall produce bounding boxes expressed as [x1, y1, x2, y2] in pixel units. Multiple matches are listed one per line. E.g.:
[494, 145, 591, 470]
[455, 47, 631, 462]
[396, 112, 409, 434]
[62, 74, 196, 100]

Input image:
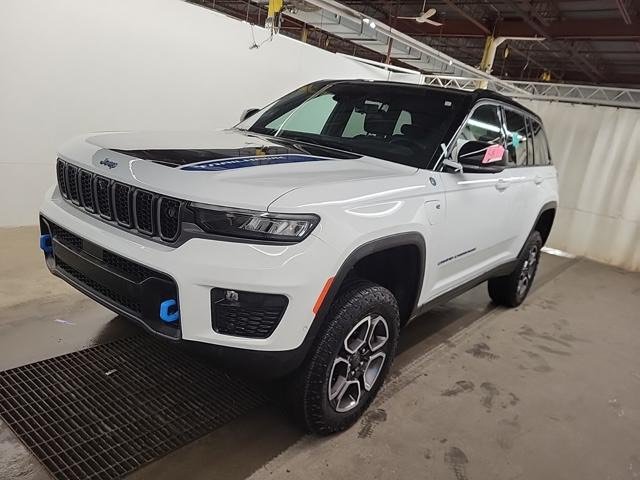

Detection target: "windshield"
[237, 81, 468, 168]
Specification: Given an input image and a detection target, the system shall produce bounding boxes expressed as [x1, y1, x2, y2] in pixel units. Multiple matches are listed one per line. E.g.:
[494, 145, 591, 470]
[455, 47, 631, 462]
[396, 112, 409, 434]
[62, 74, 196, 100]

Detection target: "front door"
[426, 103, 515, 299]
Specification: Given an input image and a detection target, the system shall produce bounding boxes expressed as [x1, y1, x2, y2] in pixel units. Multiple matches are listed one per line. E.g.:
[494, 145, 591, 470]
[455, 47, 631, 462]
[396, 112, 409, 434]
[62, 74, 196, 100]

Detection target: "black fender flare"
[276, 232, 426, 375]
[518, 201, 557, 257]
[316, 232, 426, 322]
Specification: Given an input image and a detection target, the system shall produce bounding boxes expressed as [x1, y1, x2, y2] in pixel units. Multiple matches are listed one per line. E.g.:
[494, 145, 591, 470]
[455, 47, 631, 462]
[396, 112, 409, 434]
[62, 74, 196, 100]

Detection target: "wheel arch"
[316, 232, 426, 329]
[521, 201, 557, 256]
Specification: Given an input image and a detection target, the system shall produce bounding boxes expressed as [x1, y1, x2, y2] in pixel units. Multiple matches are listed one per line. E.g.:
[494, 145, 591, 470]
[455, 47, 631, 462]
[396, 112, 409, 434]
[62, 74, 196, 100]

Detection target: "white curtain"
[521, 100, 640, 271]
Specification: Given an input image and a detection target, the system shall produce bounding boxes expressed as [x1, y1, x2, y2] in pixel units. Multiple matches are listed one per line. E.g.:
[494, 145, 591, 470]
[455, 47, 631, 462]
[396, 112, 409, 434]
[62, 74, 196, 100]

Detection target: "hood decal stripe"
[180, 154, 333, 171]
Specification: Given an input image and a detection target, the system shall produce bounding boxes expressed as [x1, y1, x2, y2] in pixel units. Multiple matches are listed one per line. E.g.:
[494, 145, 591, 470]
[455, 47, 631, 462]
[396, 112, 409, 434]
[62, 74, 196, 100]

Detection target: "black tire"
[289, 280, 400, 435]
[488, 231, 543, 307]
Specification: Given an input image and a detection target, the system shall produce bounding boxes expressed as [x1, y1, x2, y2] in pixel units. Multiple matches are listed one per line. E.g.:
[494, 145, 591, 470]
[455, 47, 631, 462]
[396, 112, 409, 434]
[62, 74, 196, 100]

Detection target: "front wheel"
[488, 231, 543, 307]
[290, 280, 399, 435]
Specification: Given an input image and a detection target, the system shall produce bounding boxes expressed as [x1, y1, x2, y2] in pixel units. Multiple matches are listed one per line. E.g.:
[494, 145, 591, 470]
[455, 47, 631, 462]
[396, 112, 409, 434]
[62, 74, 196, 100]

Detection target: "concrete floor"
[1, 226, 639, 480]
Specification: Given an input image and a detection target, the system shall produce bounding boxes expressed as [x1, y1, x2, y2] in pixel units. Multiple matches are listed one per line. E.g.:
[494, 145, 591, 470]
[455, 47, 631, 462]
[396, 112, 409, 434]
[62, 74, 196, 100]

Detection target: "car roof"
[319, 79, 541, 121]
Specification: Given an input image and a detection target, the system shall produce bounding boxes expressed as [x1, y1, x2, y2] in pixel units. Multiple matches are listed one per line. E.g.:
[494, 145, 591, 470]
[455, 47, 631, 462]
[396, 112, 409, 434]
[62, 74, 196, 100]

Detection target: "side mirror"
[455, 140, 506, 173]
[239, 108, 260, 122]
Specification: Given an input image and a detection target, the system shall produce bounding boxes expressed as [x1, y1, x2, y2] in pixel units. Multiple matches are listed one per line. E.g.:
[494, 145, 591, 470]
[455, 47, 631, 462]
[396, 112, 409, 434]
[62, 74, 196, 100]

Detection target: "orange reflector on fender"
[312, 277, 334, 315]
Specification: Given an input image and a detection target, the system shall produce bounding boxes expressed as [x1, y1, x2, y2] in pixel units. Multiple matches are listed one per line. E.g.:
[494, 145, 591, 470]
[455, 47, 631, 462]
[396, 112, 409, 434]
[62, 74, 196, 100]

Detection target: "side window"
[457, 104, 505, 147]
[504, 109, 529, 167]
[531, 119, 551, 165]
[265, 93, 338, 134]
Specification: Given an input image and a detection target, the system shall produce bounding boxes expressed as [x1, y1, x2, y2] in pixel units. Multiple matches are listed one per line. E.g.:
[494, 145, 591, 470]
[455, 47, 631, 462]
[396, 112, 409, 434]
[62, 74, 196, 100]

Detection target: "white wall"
[523, 100, 640, 271]
[0, 0, 388, 227]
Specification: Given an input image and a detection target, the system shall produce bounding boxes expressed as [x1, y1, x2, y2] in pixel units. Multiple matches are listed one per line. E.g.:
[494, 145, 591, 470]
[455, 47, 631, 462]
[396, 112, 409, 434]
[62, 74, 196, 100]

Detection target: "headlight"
[191, 203, 320, 243]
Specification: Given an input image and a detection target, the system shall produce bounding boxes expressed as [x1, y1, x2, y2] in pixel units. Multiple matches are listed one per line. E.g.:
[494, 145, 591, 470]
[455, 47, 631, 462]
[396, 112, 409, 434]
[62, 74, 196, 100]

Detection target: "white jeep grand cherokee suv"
[40, 80, 557, 434]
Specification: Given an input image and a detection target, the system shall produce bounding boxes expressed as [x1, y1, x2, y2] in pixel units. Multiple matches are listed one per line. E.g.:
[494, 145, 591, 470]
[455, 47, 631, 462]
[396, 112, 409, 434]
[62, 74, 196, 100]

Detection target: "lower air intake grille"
[49, 224, 83, 251]
[56, 257, 143, 314]
[102, 250, 157, 283]
[211, 288, 288, 339]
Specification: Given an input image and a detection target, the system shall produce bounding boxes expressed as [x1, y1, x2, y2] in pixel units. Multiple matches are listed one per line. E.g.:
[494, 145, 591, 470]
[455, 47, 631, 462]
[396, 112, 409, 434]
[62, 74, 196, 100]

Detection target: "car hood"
[60, 129, 417, 211]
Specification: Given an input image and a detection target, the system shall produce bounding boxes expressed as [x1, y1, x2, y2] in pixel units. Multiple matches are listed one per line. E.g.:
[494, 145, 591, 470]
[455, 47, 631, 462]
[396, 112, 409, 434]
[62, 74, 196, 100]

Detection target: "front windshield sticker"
[180, 154, 334, 171]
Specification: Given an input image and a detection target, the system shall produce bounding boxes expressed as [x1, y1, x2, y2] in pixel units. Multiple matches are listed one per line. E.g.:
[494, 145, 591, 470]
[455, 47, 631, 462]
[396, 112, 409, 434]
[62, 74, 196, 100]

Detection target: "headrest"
[364, 111, 395, 136]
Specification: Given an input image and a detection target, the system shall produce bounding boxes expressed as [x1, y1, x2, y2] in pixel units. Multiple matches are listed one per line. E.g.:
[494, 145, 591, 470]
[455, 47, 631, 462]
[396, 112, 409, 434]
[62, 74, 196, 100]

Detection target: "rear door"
[427, 103, 515, 298]
[500, 106, 539, 257]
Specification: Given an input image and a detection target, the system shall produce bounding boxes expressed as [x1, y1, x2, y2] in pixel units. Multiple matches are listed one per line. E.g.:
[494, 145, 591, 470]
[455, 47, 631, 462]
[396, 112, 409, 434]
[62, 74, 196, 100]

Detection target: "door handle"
[495, 179, 509, 191]
[534, 175, 543, 185]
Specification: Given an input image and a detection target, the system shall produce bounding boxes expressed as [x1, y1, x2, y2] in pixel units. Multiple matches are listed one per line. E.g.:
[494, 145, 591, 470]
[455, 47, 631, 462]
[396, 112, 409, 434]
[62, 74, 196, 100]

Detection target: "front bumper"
[40, 187, 338, 357]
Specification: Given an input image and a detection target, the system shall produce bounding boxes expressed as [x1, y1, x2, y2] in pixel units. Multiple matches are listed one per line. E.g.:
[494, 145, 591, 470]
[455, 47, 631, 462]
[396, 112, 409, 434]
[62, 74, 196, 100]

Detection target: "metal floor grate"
[0, 336, 268, 480]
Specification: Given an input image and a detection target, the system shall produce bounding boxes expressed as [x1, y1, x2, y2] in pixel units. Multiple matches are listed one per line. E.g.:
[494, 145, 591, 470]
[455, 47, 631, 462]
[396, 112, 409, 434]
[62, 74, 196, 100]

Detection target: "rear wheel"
[488, 231, 542, 307]
[290, 280, 399, 435]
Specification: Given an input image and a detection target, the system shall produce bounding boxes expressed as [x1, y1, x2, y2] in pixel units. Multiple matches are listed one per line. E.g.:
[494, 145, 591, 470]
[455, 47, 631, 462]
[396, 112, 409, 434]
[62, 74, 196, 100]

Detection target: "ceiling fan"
[397, 2, 443, 27]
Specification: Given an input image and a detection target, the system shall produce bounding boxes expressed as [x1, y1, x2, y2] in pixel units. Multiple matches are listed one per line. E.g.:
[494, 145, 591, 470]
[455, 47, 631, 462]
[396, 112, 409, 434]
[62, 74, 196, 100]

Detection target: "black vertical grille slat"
[94, 176, 113, 220]
[78, 171, 95, 212]
[134, 190, 155, 235]
[158, 198, 181, 242]
[66, 165, 80, 204]
[113, 183, 133, 227]
[55, 163, 183, 244]
[56, 160, 68, 198]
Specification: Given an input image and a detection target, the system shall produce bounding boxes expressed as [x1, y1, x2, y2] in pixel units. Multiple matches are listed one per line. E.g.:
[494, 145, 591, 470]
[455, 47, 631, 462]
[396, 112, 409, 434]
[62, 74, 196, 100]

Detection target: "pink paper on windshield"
[482, 145, 505, 164]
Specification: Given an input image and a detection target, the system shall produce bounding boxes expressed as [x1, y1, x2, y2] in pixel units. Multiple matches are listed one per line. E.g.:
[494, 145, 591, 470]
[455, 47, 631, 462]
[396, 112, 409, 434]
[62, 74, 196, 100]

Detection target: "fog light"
[225, 290, 239, 302]
[211, 288, 288, 339]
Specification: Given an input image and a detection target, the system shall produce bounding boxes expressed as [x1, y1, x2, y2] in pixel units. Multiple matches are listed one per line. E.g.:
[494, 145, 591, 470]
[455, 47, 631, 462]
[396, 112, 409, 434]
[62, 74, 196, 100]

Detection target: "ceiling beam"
[405, 18, 640, 40]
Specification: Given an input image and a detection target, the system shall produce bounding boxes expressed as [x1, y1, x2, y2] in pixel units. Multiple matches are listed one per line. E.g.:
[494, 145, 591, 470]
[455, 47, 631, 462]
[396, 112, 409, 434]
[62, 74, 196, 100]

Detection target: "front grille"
[211, 288, 287, 339]
[66, 164, 80, 204]
[56, 159, 183, 243]
[95, 176, 112, 219]
[56, 160, 67, 198]
[113, 183, 133, 227]
[56, 257, 143, 314]
[158, 197, 181, 241]
[78, 170, 94, 212]
[134, 190, 155, 235]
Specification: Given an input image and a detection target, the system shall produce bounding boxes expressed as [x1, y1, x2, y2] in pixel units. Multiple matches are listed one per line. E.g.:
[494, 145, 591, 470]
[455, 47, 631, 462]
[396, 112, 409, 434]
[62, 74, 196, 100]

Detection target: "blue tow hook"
[40, 234, 53, 254]
[159, 299, 180, 323]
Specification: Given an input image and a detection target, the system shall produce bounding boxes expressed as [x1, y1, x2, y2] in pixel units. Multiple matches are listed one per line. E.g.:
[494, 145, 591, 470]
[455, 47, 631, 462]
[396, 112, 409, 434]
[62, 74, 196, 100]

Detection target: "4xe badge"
[99, 158, 118, 169]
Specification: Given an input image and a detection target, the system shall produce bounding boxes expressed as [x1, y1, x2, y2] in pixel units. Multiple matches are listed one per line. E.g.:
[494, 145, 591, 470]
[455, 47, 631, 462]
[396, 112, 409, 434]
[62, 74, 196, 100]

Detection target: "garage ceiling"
[189, 0, 640, 87]
[339, 0, 640, 86]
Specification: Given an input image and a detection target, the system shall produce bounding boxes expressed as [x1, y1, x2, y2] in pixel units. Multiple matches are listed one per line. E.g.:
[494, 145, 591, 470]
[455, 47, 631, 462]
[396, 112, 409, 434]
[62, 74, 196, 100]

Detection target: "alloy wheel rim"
[328, 314, 389, 413]
[517, 245, 539, 298]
